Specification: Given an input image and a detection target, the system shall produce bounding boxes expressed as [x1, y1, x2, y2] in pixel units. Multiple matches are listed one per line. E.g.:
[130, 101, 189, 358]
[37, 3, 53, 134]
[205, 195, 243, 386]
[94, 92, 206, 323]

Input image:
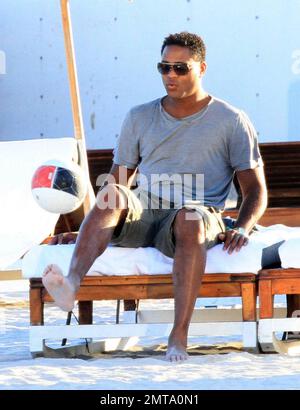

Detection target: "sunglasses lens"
[157, 63, 190, 75]
[174, 64, 189, 75]
[157, 63, 170, 75]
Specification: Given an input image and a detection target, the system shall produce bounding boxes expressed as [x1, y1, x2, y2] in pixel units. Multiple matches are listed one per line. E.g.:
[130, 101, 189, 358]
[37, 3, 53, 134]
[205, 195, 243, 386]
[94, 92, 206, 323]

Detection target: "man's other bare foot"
[166, 340, 189, 362]
[42, 264, 76, 312]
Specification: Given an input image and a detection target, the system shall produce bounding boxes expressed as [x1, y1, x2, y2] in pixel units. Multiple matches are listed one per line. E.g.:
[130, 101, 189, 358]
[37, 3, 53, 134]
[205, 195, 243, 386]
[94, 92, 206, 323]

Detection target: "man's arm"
[220, 166, 268, 253]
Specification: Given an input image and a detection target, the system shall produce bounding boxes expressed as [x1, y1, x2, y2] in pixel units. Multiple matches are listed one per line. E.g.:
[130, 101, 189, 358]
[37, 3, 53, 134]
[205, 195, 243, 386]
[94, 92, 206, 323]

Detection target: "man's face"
[160, 45, 206, 99]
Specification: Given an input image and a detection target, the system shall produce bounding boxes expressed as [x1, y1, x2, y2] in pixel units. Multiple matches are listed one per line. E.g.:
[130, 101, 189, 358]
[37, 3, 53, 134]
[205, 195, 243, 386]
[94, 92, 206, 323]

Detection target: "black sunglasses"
[157, 62, 192, 76]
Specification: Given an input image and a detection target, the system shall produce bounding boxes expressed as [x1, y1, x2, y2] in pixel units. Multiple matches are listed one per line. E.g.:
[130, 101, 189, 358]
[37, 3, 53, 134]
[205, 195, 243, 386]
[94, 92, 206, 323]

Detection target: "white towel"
[22, 224, 300, 278]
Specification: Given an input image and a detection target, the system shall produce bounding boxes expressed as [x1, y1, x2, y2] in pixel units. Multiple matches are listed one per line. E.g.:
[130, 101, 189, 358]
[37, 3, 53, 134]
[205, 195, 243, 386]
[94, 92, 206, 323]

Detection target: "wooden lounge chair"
[29, 271, 258, 355]
[27, 141, 300, 356]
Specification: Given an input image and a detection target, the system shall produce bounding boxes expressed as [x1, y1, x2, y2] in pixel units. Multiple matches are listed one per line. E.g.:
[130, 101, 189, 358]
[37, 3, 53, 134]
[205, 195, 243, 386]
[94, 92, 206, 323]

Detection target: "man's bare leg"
[42, 185, 129, 311]
[166, 209, 206, 362]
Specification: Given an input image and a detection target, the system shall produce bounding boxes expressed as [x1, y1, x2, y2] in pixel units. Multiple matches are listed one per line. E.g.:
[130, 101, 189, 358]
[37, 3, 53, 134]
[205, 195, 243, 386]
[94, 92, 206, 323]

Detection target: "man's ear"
[200, 61, 207, 77]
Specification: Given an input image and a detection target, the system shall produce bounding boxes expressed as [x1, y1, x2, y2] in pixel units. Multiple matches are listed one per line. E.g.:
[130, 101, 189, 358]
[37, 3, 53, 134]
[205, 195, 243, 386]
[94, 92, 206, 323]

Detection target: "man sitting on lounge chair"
[42, 32, 268, 362]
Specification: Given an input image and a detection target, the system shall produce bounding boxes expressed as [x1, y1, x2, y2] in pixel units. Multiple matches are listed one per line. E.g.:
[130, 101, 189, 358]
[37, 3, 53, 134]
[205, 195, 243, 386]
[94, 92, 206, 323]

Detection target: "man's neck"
[162, 91, 211, 119]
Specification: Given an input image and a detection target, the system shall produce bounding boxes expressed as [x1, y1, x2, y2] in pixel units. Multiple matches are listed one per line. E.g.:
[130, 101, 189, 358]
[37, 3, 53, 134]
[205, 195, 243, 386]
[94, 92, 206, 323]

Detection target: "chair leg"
[30, 287, 44, 326]
[123, 300, 138, 324]
[241, 283, 257, 321]
[78, 301, 93, 324]
[123, 300, 138, 311]
[287, 295, 300, 318]
[259, 279, 274, 319]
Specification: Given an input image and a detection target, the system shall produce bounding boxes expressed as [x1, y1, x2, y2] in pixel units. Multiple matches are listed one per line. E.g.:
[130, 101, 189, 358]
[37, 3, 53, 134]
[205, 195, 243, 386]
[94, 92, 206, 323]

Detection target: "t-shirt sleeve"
[113, 110, 140, 169]
[228, 111, 263, 171]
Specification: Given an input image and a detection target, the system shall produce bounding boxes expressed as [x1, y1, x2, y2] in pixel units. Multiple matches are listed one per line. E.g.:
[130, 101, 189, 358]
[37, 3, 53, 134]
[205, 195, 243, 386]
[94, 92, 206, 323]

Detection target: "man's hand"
[49, 232, 78, 245]
[218, 229, 249, 254]
[218, 167, 267, 254]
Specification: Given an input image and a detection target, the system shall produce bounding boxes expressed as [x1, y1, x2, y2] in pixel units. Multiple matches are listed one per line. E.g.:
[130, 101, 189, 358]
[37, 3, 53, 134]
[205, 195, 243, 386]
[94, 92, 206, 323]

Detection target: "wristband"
[233, 227, 247, 236]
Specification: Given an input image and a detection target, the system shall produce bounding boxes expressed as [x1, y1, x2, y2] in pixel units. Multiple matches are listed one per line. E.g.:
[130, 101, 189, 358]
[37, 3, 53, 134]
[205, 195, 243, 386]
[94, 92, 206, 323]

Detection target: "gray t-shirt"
[113, 96, 263, 210]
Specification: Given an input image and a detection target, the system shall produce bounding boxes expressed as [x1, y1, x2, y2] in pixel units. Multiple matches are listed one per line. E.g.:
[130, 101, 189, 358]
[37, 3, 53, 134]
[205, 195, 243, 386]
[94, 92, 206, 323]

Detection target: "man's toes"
[166, 345, 189, 362]
[43, 264, 63, 278]
[169, 354, 187, 362]
[51, 264, 63, 275]
[43, 267, 51, 276]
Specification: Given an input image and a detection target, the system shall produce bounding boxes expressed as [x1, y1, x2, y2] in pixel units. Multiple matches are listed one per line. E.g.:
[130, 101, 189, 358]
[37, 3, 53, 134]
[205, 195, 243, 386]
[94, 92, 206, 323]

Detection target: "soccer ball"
[31, 160, 88, 214]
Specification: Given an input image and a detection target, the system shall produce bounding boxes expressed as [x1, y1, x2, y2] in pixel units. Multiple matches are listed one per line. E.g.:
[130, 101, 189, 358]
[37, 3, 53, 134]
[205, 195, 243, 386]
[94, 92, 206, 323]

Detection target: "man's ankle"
[66, 275, 80, 293]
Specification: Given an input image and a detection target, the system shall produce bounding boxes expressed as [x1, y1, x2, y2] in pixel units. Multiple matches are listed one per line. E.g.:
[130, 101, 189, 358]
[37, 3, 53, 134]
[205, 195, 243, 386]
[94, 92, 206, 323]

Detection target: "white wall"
[1, 0, 300, 148]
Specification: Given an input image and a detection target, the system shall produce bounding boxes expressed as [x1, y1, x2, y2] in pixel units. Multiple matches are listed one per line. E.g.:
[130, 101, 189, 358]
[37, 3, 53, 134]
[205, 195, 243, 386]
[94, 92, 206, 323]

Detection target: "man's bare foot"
[165, 340, 189, 362]
[166, 345, 189, 362]
[42, 264, 76, 312]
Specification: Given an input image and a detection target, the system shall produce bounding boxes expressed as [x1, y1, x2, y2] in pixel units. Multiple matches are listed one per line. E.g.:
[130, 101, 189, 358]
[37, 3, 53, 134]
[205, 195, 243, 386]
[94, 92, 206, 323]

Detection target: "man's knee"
[96, 183, 129, 211]
[173, 209, 206, 244]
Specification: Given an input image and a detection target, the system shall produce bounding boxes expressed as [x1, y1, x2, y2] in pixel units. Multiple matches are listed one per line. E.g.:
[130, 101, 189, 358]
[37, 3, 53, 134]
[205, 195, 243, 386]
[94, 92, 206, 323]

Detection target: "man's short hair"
[161, 32, 206, 62]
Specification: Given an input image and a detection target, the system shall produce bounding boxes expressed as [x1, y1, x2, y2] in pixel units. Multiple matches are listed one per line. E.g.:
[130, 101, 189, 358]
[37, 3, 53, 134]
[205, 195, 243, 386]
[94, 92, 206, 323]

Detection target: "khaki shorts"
[110, 185, 225, 258]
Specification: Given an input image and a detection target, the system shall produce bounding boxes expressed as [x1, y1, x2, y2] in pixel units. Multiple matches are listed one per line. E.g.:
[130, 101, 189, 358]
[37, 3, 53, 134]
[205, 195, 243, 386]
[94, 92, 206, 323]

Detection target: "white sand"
[1, 280, 300, 390]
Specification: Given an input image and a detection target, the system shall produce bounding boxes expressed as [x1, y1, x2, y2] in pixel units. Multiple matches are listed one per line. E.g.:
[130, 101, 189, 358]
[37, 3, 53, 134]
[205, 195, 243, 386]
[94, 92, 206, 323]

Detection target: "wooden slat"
[32, 274, 255, 307]
[259, 269, 300, 280]
[82, 275, 175, 286]
[87, 149, 113, 193]
[43, 284, 176, 302]
[42, 282, 243, 302]
[225, 207, 300, 227]
[256, 208, 300, 226]
[84, 143, 300, 206]
[84, 142, 300, 203]
[80, 273, 256, 285]
[200, 283, 242, 297]
[258, 142, 300, 207]
[272, 279, 300, 295]
[30, 273, 256, 290]
[90, 273, 256, 284]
